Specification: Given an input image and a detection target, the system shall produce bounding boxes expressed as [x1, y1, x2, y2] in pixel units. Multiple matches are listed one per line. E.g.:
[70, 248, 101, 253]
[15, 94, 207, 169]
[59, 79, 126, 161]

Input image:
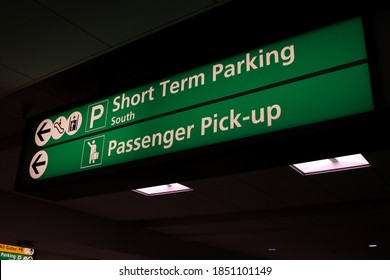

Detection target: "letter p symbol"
[90, 105, 104, 129]
[86, 100, 108, 132]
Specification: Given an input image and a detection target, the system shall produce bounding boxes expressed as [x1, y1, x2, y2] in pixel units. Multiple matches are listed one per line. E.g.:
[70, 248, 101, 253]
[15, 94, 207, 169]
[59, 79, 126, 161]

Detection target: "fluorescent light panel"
[290, 153, 370, 175]
[133, 183, 192, 196]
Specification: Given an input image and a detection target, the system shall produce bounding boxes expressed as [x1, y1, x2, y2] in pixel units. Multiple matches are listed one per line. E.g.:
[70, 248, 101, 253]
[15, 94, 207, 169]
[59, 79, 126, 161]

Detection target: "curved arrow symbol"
[37, 122, 51, 142]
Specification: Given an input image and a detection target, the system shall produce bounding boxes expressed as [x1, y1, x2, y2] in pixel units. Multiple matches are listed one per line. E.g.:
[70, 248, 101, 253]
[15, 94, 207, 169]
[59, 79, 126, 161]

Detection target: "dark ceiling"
[1, 0, 390, 260]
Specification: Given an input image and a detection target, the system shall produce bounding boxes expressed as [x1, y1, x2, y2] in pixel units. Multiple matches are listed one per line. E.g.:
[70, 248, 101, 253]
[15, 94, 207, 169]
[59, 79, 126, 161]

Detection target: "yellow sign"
[0, 243, 34, 256]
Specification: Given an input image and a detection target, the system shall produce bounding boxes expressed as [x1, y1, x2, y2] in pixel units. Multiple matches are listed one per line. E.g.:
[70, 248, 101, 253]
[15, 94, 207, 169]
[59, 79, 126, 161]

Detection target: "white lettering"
[160, 73, 205, 97]
[212, 45, 295, 82]
[90, 104, 104, 129]
[107, 125, 195, 156]
[111, 87, 155, 112]
[201, 105, 281, 135]
[267, 104, 281, 126]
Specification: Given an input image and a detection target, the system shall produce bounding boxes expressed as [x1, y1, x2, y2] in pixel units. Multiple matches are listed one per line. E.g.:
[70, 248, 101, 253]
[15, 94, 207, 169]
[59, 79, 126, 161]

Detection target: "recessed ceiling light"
[290, 153, 370, 175]
[133, 183, 193, 196]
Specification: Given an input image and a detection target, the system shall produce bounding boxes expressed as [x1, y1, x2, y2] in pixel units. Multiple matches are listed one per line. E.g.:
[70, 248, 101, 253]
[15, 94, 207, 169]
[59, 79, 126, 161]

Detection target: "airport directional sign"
[0, 252, 34, 260]
[0, 243, 34, 258]
[18, 17, 375, 184]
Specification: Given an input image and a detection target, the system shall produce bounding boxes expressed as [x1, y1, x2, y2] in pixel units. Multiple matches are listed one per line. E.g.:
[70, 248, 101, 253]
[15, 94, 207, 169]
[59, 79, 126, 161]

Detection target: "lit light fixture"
[368, 244, 378, 248]
[290, 153, 370, 175]
[133, 183, 193, 196]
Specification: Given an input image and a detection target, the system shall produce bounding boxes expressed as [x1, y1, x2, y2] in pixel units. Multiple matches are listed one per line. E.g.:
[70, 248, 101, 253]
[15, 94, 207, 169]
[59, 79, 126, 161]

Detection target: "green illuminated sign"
[0, 252, 34, 260]
[20, 17, 374, 182]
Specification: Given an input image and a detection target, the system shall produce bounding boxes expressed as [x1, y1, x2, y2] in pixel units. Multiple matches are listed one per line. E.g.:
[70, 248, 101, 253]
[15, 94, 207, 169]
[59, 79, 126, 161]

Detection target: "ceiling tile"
[373, 163, 390, 188]
[365, 149, 390, 186]
[0, 0, 108, 79]
[192, 219, 279, 235]
[310, 167, 390, 201]
[313, 211, 366, 226]
[180, 231, 278, 258]
[181, 223, 375, 259]
[268, 215, 321, 228]
[59, 191, 199, 220]
[233, 167, 338, 206]
[159, 190, 241, 215]
[0, 65, 32, 96]
[196, 183, 286, 210]
[148, 224, 207, 235]
[39, 0, 228, 46]
[364, 149, 390, 165]
[184, 174, 240, 190]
